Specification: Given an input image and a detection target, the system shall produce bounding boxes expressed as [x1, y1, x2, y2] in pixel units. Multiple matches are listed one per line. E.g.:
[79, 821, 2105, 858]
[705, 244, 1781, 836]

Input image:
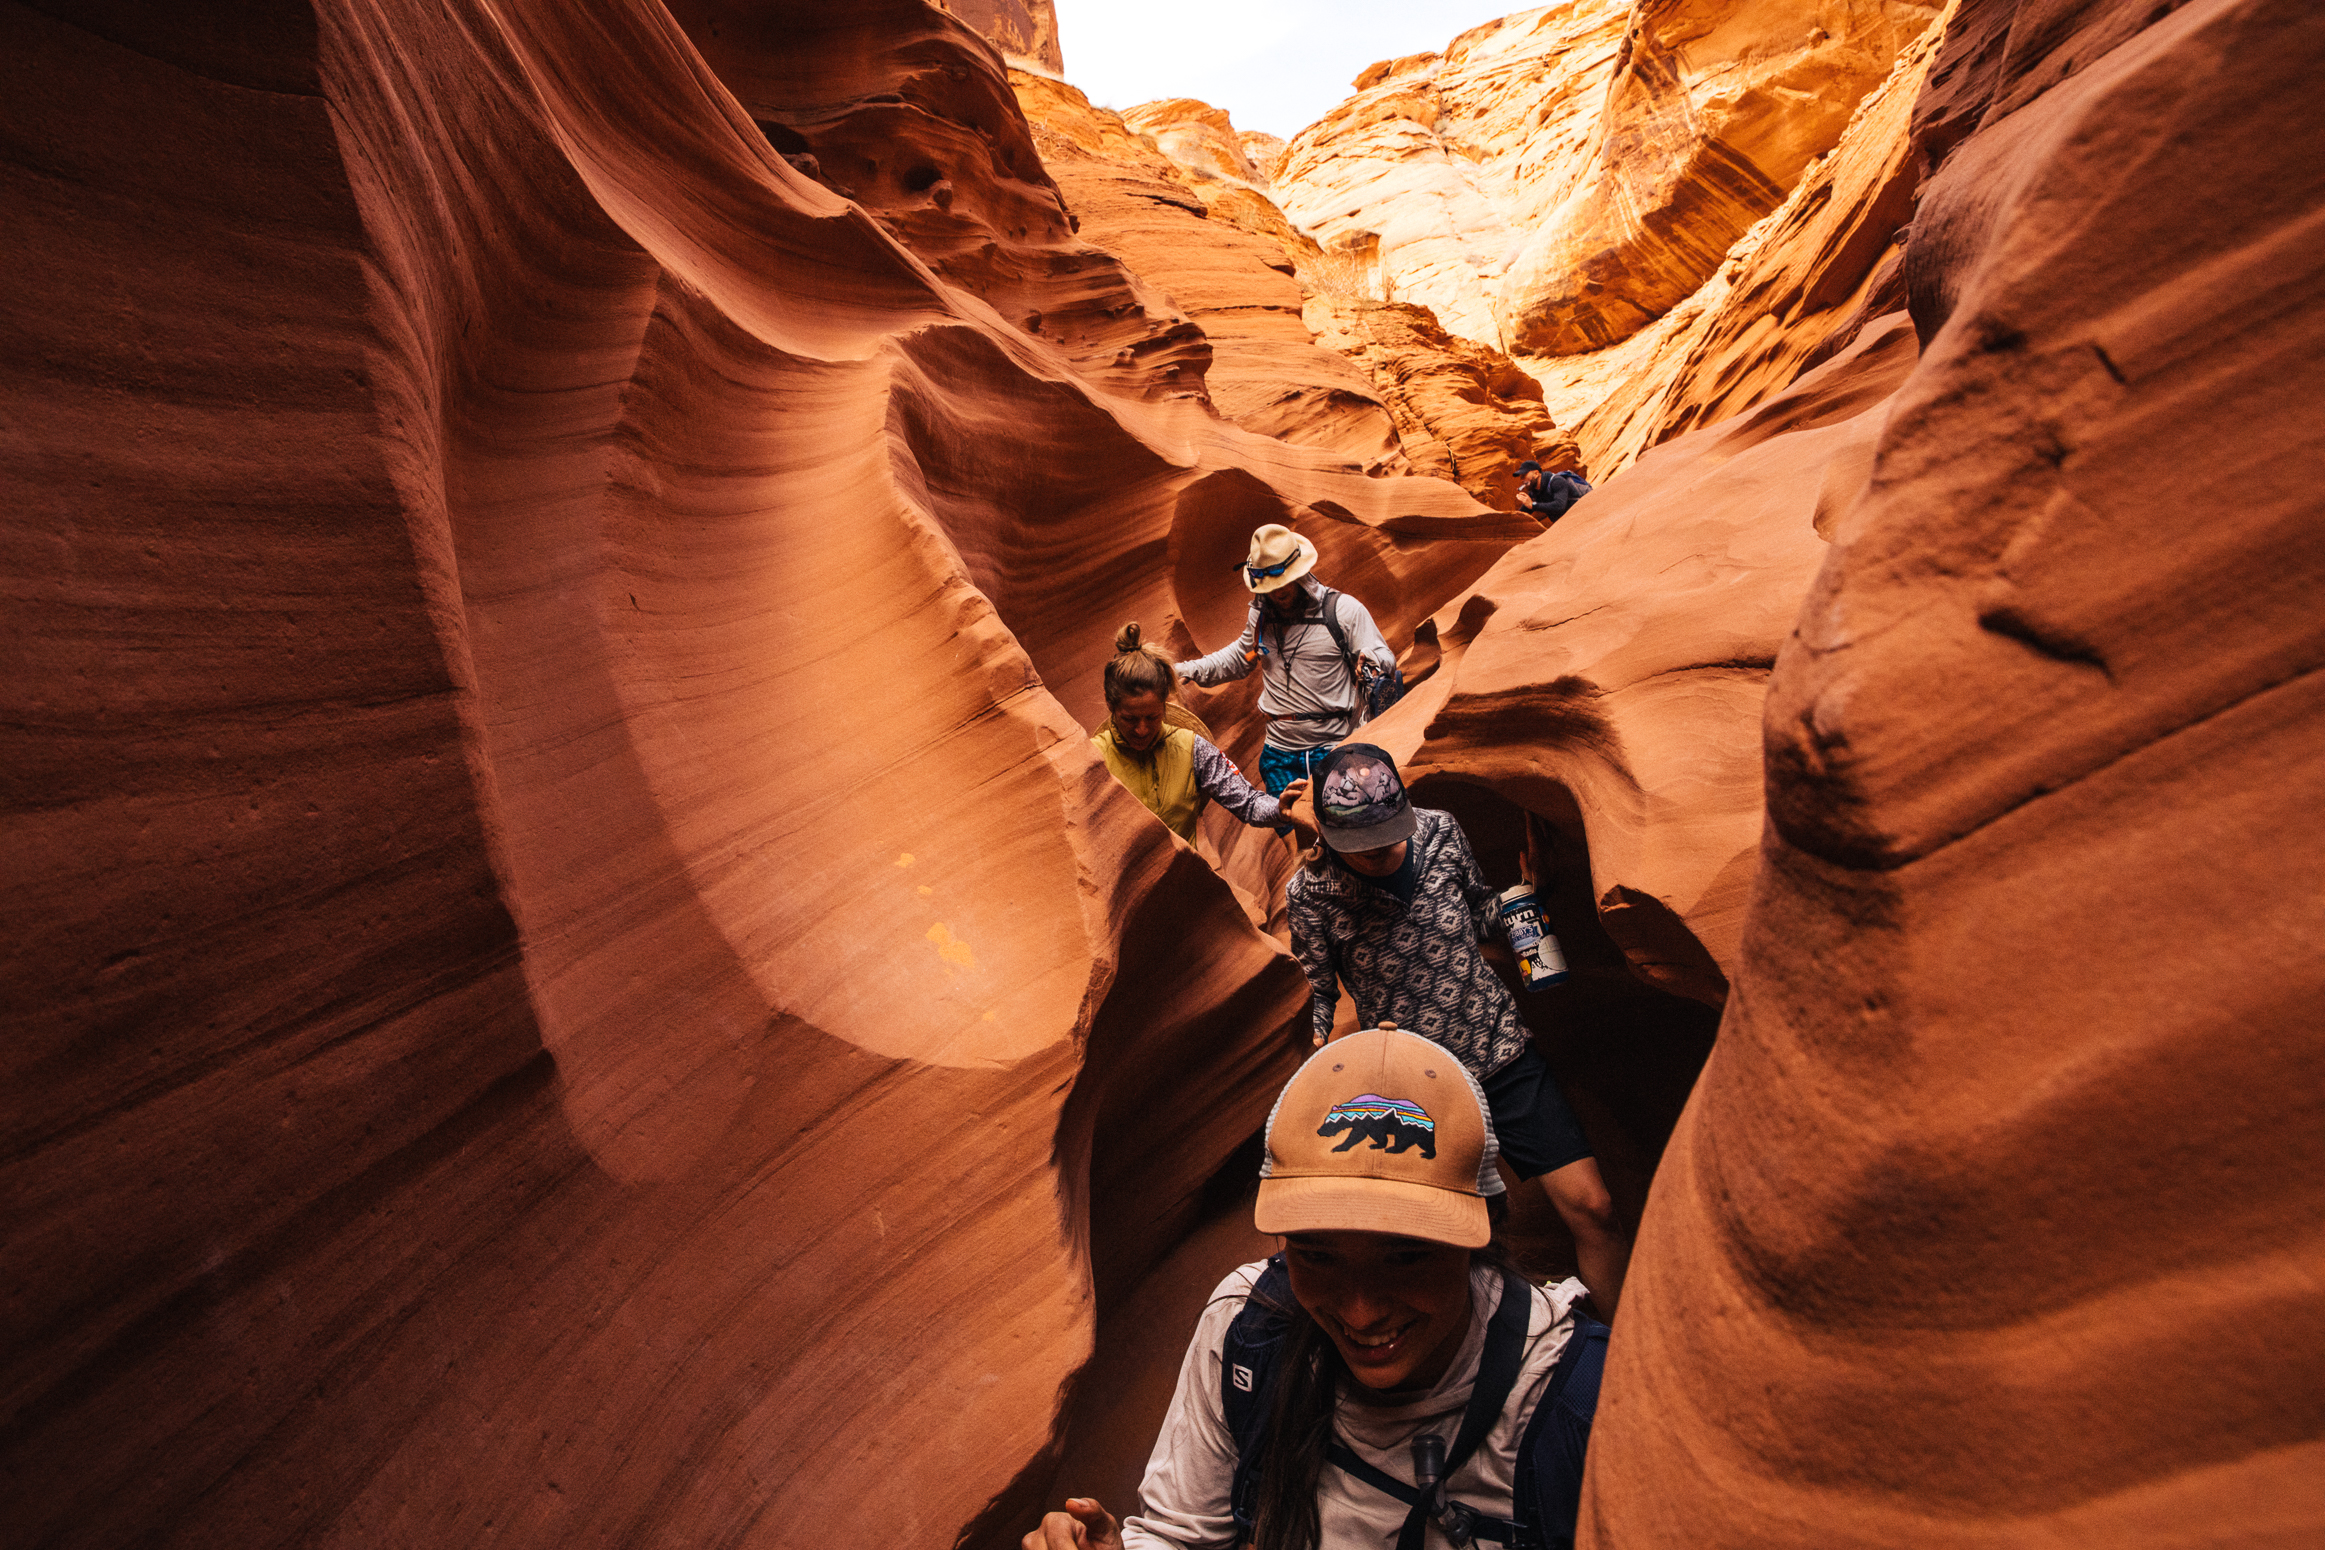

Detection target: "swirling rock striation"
[0, 1, 1533, 1546]
[1496, 0, 1943, 357]
[1587, 0, 2325, 1541]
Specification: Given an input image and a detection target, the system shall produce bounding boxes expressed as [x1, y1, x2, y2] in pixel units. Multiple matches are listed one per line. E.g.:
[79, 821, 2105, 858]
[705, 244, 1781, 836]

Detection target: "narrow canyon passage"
[4, 0, 2319, 1546]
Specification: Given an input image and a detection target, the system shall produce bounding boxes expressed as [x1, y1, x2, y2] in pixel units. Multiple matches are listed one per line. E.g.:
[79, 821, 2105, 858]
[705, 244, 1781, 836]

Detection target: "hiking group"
[1065, 509, 1625, 1550]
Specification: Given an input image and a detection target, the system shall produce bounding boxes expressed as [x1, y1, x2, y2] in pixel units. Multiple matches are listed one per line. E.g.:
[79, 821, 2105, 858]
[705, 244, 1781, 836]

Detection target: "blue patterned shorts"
[1257, 741, 1334, 797]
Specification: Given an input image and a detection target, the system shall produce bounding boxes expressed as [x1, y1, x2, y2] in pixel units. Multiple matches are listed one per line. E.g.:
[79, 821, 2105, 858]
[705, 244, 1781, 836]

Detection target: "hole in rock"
[902, 163, 944, 193]
[1403, 774, 1719, 1282]
[752, 118, 811, 156]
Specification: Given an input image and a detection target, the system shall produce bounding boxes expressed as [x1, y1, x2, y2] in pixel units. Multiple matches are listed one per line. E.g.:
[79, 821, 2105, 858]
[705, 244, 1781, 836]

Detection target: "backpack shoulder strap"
[1388, 1266, 1534, 1550]
[1510, 1315, 1610, 1550]
[1223, 1255, 1296, 1539]
[1313, 586, 1353, 664]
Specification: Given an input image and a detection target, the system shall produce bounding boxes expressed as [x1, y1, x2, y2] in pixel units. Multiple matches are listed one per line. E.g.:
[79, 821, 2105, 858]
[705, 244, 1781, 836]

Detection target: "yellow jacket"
[1092, 725, 1201, 840]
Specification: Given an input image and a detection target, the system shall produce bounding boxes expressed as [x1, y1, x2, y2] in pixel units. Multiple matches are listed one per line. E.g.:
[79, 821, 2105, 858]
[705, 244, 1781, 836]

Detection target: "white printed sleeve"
[1188, 737, 1281, 828]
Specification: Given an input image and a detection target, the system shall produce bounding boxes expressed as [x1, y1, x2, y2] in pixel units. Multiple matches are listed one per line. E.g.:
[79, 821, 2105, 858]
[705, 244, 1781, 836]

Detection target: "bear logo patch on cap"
[1316, 1094, 1437, 1159]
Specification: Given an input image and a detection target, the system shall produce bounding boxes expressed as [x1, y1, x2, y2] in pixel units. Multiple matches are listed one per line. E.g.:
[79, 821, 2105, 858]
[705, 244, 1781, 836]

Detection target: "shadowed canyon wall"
[1583, 0, 2325, 1541]
[6, 0, 2321, 1545]
[0, 0, 1525, 1544]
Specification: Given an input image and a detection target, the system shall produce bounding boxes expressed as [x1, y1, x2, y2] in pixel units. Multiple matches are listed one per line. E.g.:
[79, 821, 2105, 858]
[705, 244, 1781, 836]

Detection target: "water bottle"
[1496, 884, 1569, 988]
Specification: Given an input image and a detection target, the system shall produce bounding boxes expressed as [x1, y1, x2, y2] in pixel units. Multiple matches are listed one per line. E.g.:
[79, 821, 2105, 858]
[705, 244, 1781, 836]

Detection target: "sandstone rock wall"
[1498, 0, 1944, 357]
[1270, 0, 1949, 483]
[0, 2, 1534, 1545]
[10, 0, 2320, 1545]
[939, 0, 1061, 72]
[1585, 0, 2325, 1540]
[1013, 79, 1587, 508]
[1274, 2, 1633, 353]
[1011, 70, 1410, 469]
[1548, 0, 1951, 473]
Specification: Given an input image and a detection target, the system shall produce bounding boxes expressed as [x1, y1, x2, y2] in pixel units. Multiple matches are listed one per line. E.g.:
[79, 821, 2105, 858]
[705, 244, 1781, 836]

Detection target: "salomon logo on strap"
[1231, 1363, 1255, 1393]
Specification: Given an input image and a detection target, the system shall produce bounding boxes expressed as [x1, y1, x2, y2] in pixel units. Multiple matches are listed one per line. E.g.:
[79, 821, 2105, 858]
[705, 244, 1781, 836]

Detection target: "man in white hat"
[1173, 523, 1398, 799]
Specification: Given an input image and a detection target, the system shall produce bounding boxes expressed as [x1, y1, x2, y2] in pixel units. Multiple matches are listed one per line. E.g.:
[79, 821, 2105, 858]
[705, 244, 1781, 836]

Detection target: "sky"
[1048, 0, 1529, 141]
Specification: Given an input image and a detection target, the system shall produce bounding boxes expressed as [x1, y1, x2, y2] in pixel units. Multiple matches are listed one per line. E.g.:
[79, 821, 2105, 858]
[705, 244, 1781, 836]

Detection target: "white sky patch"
[1049, 0, 1527, 141]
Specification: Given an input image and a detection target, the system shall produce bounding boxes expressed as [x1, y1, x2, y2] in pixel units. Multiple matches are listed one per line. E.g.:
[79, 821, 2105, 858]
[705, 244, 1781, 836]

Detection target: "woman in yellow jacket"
[1092, 623, 1304, 842]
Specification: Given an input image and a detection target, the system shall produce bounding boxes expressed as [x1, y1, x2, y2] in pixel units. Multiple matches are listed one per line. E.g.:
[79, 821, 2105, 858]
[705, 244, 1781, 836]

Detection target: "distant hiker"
[1093, 623, 1303, 843]
[1175, 524, 1401, 801]
[1023, 1024, 1607, 1550]
[1514, 460, 1591, 524]
[1286, 744, 1633, 1317]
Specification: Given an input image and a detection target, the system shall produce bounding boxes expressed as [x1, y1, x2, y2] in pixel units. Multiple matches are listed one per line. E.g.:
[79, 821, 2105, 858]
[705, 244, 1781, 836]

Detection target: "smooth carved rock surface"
[1303, 293, 1582, 505]
[1586, 0, 2325, 1541]
[940, 0, 1062, 71]
[1274, 1, 1634, 352]
[1372, 311, 1922, 1015]
[1498, 0, 1943, 357]
[1012, 70, 1410, 468]
[0, 2, 1538, 1546]
[1122, 97, 1273, 189]
[1551, 1, 1950, 474]
[1047, 86, 1588, 510]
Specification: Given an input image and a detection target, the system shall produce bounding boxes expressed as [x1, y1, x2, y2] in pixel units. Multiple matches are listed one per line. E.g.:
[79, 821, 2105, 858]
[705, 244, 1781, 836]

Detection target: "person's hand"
[1277, 778, 1316, 840]
[1023, 1497, 1122, 1550]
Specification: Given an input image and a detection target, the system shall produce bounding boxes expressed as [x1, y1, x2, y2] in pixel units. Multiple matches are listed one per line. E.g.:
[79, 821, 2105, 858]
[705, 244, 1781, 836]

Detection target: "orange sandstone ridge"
[4, 1, 2321, 1548]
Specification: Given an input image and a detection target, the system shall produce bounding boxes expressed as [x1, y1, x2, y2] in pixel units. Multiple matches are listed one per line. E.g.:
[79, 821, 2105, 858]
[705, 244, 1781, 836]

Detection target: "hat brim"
[1255, 1174, 1490, 1249]
[1247, 536, 1319, 595]
[1322, 803, 1418, 854]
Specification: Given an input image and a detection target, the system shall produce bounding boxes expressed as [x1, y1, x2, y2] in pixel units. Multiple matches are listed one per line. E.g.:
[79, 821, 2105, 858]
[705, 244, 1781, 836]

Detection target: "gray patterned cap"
[1313, 742, 1417, 852]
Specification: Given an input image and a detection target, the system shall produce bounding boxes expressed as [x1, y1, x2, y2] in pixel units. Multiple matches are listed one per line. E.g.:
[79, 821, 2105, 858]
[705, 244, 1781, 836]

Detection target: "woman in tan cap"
[1025, 1025, 1608, 1550]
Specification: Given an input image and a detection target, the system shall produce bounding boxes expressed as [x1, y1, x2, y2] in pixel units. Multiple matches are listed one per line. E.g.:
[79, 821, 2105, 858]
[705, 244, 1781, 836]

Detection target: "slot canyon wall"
[3, 1, 2319, 1549]
[1581, 0, 2325, 1540]
[0, 0, 1525, 1544]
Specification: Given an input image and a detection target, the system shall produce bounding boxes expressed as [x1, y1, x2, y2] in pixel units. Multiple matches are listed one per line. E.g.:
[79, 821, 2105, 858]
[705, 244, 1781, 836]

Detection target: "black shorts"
[1480, 1045, 1593, 1180]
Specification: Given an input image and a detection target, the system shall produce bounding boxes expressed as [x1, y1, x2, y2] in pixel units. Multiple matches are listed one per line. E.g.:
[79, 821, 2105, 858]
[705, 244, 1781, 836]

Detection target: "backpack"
[1252, 587, 1408, 726]
[1221, 1255, 1609, 1550]
[1521, 472, 1591, 523]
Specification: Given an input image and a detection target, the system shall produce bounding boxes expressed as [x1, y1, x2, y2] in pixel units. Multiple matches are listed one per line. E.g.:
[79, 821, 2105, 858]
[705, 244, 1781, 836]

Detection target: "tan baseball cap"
[1255, 1024, 1504, 1248]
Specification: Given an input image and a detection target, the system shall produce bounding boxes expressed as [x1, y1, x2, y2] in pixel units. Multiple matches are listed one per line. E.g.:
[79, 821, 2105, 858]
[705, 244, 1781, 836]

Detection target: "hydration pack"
[1252, 587, 1408, 725]
[1221, 1255, 1608, 1550]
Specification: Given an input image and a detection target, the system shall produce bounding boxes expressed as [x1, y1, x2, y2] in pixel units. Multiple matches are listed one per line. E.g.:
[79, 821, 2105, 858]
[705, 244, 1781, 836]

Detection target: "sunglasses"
[1240, 554, 1300, 584]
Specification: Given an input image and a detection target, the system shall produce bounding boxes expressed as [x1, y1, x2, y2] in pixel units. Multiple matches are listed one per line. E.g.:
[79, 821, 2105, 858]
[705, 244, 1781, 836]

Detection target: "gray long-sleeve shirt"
[1121, 1260, 1586, 1550]
[1174, 578, 1395, 751]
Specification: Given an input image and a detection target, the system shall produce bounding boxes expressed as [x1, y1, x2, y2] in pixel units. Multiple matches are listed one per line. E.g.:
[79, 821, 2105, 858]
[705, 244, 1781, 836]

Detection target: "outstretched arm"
[1174, 611, 1259, 688]
[1188, 737, 1292, 830]
[1025, 1500, 1122, 1550]
[1443, 818, 1501, 941]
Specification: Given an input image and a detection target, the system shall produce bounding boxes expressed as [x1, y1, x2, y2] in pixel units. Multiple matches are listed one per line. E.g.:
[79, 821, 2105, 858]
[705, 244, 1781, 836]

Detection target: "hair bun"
[1114, 621, 1142, 653]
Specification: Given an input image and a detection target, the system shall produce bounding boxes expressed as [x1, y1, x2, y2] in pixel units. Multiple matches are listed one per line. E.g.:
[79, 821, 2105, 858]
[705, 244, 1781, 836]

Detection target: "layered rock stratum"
[0, 2, 1526, 1543]
[5, 0, 2320, 1546]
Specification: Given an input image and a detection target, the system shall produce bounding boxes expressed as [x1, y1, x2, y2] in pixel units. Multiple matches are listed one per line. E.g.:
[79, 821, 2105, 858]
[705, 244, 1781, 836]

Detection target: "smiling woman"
[1025, 1025, 1610, 1550]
